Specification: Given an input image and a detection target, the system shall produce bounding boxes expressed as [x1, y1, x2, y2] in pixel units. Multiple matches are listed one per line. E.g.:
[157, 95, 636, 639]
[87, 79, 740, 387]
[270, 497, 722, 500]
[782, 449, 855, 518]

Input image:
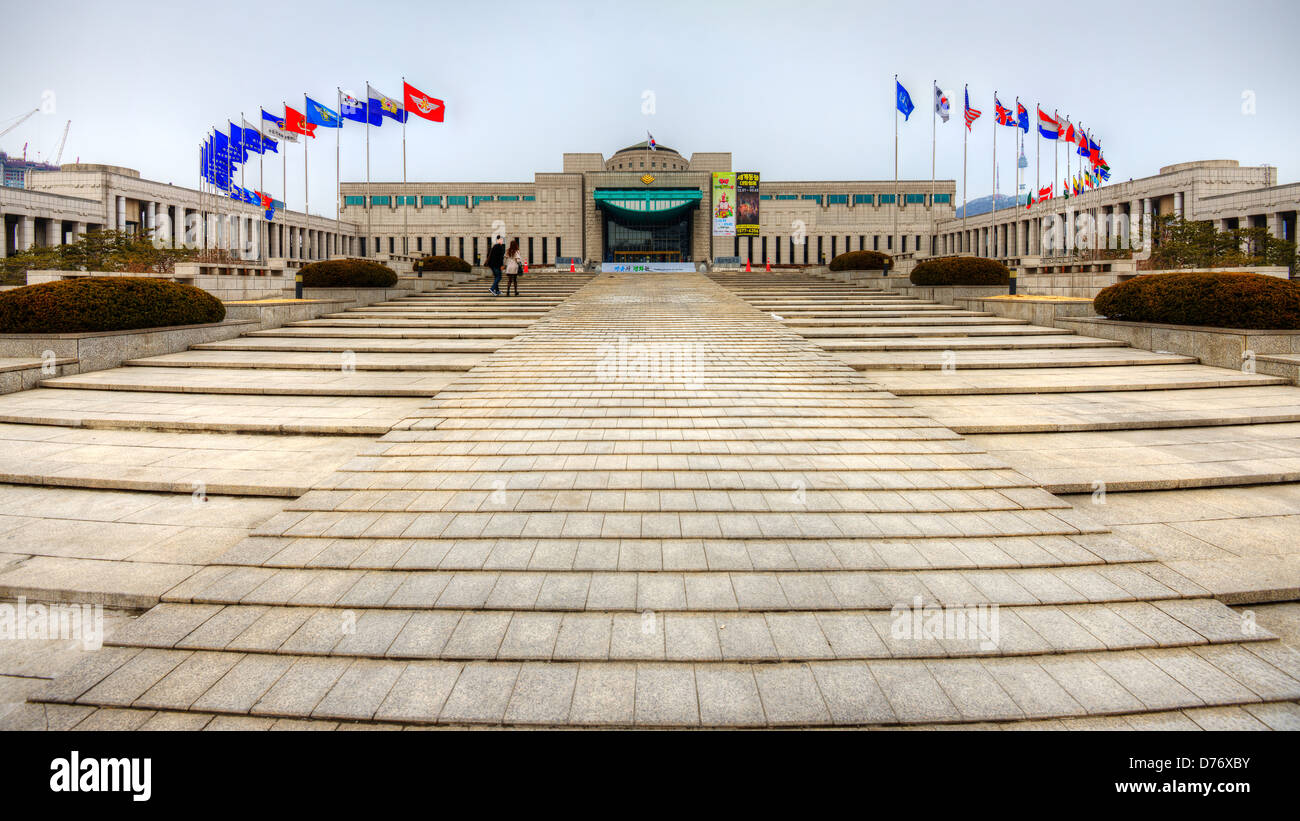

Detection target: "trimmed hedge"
[828, 250, 892, 272]
[298, 259, 398, 288]
[0, 277, 225, 334]
[416, 255, 472, 274]
[1093, 271, 1300, 330]
[910, 256, 1010, 286]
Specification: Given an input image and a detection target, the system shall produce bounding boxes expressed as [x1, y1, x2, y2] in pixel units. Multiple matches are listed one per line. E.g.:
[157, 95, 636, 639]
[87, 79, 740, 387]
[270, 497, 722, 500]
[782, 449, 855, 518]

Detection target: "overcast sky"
[2, 0, 1296, 216]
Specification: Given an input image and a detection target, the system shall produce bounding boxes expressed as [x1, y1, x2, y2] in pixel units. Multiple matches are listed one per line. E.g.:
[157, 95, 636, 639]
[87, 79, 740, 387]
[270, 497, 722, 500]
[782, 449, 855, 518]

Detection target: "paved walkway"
[8, 272, 1299, 729]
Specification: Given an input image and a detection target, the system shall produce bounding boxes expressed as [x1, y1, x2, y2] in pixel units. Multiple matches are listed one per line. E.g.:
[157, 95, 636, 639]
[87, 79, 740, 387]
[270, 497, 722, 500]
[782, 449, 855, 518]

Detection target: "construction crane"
[52, 120, 70, 164]
[0, 108, 39, 140]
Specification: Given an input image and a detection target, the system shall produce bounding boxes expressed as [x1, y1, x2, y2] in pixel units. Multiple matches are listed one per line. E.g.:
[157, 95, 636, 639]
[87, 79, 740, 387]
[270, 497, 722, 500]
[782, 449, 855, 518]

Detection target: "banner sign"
[602, 262, 697, 273]
[736, 172, 760, 236]
[711, 172, 735, 236]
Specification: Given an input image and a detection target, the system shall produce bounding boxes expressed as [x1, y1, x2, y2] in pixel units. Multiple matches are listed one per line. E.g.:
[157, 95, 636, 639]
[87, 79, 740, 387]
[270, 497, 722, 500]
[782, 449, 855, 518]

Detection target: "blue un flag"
[896, 81, 914, 121]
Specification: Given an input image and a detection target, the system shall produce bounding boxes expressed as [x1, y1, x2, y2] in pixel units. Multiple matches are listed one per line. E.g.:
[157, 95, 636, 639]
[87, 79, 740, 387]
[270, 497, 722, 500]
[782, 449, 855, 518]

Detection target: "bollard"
[1009, 269, 1017, 295]
[295, 271, 303, 299]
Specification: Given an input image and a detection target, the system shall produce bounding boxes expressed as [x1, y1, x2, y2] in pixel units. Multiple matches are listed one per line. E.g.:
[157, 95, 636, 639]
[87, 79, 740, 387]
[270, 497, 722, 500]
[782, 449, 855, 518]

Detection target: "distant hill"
[956, 193, 1025, 218]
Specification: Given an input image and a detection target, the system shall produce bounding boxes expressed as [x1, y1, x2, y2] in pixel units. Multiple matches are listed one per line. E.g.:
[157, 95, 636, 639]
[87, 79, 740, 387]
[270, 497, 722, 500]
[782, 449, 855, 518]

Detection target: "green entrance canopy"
[593, 188, 702, 225]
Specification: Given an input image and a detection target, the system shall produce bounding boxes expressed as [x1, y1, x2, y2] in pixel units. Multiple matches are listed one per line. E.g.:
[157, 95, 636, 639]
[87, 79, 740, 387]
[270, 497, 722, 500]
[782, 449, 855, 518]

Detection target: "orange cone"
[765, 259, 771, 272]
[745, 258, 751, 272]
[569, 261, 575, 272]
[523, 263, 529, 274]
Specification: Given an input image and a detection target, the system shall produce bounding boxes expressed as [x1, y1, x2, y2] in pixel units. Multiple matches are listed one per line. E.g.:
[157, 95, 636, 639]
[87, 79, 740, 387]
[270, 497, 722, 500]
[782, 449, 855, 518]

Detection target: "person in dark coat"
[486, 237, 506, 295]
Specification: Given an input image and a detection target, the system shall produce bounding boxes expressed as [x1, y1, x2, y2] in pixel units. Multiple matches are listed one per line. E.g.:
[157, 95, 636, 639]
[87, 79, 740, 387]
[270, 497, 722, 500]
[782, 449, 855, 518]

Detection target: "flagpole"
[1035, 105, 1040, 219]
[962, 84, 968, 241]
[401, 76, 408, 258]
[336, 88, 342, 230]
[990, 90, 997, 259]
[930, 80, 936, 257]
[365, 81, 372, 257]
[893, 74, 899, 261]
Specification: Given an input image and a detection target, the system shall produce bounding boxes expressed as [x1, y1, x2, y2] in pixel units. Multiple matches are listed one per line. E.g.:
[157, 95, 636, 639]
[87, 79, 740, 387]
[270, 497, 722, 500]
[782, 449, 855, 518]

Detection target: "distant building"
[0, 151, 61, 189]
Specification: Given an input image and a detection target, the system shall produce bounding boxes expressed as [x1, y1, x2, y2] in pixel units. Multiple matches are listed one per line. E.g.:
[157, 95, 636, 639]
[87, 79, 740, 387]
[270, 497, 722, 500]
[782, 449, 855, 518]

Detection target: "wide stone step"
[968, 422, 1300, 493]
[816, 335, 1125, 352]
[868, 364, 1288, 395]
[191, 337, 503, 354]
[101, 597, 1264, 662]
[839, 349, 1197, 371]
[287, 318, 534, 327]
[246, 327, 518, 339]
[907, 386, 1300, 434]
[795, 325, 1055, 338]
[121, 350, 484, 372]
[26, 642, 1300, 727]
[0, 423, 372, 496]
[42, 367, 459, 397]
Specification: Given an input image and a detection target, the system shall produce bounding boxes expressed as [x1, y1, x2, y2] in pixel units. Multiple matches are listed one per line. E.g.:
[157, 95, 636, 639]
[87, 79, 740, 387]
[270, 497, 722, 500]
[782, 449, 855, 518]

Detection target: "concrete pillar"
[1174, 191, 1183, 219]
[115, 196, 126, 232]
[20, 216, 35, 251]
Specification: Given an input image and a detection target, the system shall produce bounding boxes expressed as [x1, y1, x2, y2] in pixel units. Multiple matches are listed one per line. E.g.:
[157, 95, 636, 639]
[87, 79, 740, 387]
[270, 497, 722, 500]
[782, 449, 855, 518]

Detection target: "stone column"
[20, 216, 35, 251]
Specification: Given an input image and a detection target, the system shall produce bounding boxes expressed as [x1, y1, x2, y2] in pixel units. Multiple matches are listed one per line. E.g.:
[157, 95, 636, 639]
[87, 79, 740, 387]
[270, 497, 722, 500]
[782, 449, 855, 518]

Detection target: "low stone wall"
[27, 266, 295, 302]
[902, 285, 1009, 303]
[954, 296, 1098, 326]
[1057, 316, 1300, 378]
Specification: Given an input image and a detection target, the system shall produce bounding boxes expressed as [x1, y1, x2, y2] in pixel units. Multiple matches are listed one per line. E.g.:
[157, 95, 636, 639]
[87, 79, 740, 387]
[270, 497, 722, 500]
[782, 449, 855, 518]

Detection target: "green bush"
[828, 250, 892, 272]
[298, 259, 398, 288]
[1093, 271, 1300, 330]
[416, 255, 472, 274]
[0, 277, 225, 334]
[909, 256, 1010, 286]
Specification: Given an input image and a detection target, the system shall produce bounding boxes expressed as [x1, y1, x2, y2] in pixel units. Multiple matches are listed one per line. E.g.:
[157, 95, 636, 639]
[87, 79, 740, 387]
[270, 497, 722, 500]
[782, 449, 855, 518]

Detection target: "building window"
[556, 237, 561, 259]
[734, 237, 740, 257]
[933, 193, 952, 204]
[761, 236, 767, 263]
[528, 237, 534, 265]
[831, 236, 837, 258]
[859, 235, 865, 250]
[879, 194, 896, 205]
[389, 237, 395, 253]
[371, 195, 390, 206]
[801, 194, 822, 204]
[458, 237, 465, 259]
[853, 194, 873, 204]
[522, 195, 535, 201]
[344, 195, 365, 206]
[827, 194, 847, 205]
[472, 195, 493, 205]
[759, 194, 772, 200]
[774, 194, 797, 200]
[448, 196, 468, 206]
[542, 237, 548, 263]
[498, 195, 519, 201]
[775, 237, 781, 264]
[421, 195, 441, 205]
[416, 237, 422, 252]
[916, 234, 921, 251]
[887, 235, 894, 250]
[905, 193, 926, 204]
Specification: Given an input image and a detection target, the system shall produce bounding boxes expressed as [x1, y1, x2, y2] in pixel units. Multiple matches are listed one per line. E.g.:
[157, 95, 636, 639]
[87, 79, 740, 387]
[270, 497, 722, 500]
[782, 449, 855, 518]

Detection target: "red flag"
[284, 106, 317, 137]
[403, 82, 445, 122]
[1063, 121, 1074, 142]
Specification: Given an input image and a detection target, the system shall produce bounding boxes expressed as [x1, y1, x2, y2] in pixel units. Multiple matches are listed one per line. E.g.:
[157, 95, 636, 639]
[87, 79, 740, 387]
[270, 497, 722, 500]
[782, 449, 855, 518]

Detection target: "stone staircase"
[8, 271, 1299, 729]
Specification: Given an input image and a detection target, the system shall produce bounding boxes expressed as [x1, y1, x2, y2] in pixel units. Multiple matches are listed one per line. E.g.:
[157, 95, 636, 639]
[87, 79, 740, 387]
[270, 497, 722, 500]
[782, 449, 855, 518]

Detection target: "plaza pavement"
[3, 270, 1298, 729]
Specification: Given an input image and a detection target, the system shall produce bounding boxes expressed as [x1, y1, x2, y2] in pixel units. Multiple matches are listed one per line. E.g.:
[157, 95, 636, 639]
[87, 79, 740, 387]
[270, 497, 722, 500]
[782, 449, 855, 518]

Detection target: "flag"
[235, 121, 262, 155]
[213, 131, 229, 191]
[647, 131, 657, 150]
[1062, 119, 1074, 143]
[1088, 137, 1101, 166]
[340, 93, 367, 123]
[1076, 128, 1090, 158]
[1026, 191, 1034, 210]
[262, 109, 300, 143]
[1062, 177, 1070, 199]
[934, 85, 950, 123]
[284, 106, 317, 137]
[1037, 108, 1059, 140]
[995, 97, 1015, 126]
[305, 97, 342, 128]
[228, 123, 248, 164]
[367, 84, 408, 124]
[1016, 102, 1029, 133]
[1098, 166, 1111, 182]
[243, 118, 276, 154]
[403, 81, 444, 122]
[1038, 184, 1054, 200]
[964, 88, 981, 130]
[896, 80, 914, 120]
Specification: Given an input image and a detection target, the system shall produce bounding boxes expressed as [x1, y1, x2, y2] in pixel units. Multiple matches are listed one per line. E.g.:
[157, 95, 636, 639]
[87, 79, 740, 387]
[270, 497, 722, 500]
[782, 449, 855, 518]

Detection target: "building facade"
[1, 163, 359, 260]
[340, 141, 958, 266]
[933, 159, 1299, 261]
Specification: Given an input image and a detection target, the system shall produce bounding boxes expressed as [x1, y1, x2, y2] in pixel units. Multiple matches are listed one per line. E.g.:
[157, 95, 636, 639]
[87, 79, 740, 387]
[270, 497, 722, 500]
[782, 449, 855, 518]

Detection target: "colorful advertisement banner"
[711, 172, 735, 237]
[736, 172, 760, 236]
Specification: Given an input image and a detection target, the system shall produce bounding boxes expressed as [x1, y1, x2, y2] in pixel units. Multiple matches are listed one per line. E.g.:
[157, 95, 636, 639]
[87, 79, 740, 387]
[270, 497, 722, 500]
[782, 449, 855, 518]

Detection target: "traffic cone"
[569, 261, 575, 272]
[765, 259, 771, 272]
[523, 263, 529, 274]
[745, 258, 751, 272]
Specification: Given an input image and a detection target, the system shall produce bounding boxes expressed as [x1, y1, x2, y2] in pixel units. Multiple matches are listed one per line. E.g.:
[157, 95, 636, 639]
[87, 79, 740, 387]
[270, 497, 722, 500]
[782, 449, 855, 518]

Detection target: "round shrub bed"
[909, 256, 1010, 286]
[1093, 271, 1300, 330]
[416, 255, 472, 274]
[828, 250, 892, 272]
[0, 277, 225, 334]
[298, 259, 397, 288]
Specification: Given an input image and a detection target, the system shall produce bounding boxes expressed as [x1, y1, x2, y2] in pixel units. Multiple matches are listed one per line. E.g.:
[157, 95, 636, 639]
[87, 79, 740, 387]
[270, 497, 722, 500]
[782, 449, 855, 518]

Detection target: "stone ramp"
[20, 272, 1300, 729]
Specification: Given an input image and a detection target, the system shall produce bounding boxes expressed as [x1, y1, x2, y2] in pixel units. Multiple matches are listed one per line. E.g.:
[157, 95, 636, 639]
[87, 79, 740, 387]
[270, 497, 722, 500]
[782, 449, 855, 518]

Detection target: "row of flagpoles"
[198, 79, 445, 254]
[894, 78, 1113, 254]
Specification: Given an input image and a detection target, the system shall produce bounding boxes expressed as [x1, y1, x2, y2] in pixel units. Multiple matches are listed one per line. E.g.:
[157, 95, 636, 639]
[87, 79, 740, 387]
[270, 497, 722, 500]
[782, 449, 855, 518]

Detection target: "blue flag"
[340, 93, 367, 123]
[306, 97, 342, 128]
[213, 131, 230, 191]
[896, 80, 914, 121]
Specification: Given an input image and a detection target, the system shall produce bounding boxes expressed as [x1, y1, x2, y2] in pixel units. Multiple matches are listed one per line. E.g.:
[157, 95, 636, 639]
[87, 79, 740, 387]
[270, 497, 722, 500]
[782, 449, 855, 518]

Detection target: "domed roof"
[611, 140, 681, 157]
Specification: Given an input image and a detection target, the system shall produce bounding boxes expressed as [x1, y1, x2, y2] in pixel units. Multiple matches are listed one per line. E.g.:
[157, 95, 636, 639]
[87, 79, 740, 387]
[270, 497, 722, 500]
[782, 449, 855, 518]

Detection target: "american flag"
[964, 88, 981, 131]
